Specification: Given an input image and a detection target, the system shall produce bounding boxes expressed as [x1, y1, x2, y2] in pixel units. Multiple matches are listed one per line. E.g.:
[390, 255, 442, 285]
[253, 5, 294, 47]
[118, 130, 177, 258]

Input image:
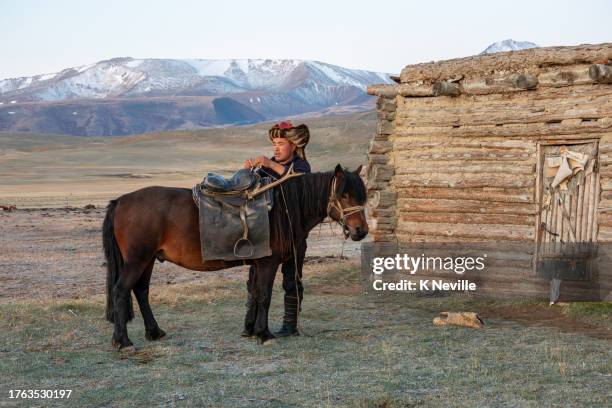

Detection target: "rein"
[327, 176, 366, 239]
[246, 163, 303, 200]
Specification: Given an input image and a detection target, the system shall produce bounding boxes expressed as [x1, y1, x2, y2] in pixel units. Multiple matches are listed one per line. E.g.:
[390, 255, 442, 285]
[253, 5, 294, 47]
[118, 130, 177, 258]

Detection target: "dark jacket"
[257, 155, 311, 179]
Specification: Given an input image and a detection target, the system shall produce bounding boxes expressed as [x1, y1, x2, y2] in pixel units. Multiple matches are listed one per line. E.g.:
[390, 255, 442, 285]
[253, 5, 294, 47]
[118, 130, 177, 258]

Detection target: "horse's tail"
[103, 199, 134, 323]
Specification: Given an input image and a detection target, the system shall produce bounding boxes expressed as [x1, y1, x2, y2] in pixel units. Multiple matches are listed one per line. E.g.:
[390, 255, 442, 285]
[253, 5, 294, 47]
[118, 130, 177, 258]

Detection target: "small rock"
[83, 204, 96, 210]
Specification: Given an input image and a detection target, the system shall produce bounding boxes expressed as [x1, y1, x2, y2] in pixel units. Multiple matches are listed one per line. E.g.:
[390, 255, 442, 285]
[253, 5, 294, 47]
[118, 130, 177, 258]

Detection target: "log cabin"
[366, 43, 612, 301]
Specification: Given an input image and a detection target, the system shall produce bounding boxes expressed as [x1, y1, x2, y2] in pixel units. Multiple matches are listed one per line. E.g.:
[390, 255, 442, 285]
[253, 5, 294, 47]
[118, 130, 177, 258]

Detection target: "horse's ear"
[353, 165, 363, 175]
[334, 164, 344, 177]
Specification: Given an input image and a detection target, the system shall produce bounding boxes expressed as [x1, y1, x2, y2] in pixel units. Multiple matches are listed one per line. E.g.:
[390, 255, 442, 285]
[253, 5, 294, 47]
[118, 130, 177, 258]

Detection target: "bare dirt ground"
[0, 114, 372, 303]
[478, 302, 612, 340]
[0, 206, 361, 303]
[1, 206, 609, 342]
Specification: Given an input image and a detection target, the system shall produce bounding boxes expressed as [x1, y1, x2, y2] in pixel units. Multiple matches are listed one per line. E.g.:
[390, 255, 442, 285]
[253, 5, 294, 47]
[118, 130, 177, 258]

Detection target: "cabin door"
[535, 140, 600, 280]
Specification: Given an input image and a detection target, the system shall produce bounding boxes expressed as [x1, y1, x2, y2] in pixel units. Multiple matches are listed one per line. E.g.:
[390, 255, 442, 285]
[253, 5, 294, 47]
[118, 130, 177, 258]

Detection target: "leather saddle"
[203, 170, 257, 193]
[193, 169, 273, 261]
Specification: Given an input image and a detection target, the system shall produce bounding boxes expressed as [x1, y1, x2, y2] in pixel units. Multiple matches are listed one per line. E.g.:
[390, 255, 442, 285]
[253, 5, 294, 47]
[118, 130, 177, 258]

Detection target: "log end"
[432, 81, 461, 97]
[515, 74, 539, 89]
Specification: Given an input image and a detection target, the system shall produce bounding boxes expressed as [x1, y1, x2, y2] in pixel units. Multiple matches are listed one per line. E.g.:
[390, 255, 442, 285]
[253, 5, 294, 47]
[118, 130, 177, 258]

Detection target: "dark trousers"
[246, 239, 307, 304]
[281, 240, 306, 305]
[244, 239, 307, 334]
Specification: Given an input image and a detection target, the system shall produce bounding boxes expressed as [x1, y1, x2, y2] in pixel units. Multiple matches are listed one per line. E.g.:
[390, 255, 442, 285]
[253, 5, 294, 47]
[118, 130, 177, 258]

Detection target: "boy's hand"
[253, 156, 270, 168]
[243, 159, 254, 168]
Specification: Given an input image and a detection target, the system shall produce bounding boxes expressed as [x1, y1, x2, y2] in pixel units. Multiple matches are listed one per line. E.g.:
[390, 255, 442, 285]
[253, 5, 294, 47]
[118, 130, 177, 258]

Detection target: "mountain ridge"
[0, 42, 542, 137]
[0, 58, 391, 101]
[0, 58, 392, 136]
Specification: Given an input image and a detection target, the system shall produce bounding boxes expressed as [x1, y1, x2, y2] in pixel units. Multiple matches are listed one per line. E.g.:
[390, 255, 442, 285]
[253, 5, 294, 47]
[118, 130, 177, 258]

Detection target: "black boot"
[275, 295, 300, 337]
[241, 292, 255, 337]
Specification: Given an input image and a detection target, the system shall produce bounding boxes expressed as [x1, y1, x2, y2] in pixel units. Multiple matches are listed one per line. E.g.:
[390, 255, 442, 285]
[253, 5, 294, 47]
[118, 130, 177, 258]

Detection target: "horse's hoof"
[145, 327, 166, 341]
[112, 336, 134, 350]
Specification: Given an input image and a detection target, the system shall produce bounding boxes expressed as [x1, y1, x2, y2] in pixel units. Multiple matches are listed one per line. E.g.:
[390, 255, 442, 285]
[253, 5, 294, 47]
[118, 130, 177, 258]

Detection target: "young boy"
[244, 121, 311, 177]
[242, 121, 311, 337]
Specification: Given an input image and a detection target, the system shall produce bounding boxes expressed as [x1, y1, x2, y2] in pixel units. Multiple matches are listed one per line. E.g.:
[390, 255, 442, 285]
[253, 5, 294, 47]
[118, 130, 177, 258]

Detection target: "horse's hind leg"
[242, 265, 257, 337]
[112, 259, 149, 349]
[134, 259, 166, 341]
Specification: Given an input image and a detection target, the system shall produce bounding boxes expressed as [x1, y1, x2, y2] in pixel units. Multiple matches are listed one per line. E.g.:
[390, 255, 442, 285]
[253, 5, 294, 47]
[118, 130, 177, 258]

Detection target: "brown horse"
[102, 164, 368, 348]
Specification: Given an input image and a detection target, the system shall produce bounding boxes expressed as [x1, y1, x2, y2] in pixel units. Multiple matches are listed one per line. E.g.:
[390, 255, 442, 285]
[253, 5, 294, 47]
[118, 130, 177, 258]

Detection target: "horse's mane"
[269, 169, 367, 258]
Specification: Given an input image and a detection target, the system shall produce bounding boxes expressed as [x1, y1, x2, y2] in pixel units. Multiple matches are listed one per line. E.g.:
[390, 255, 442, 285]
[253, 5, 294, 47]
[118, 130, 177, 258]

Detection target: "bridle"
[326, 175, 366, 239]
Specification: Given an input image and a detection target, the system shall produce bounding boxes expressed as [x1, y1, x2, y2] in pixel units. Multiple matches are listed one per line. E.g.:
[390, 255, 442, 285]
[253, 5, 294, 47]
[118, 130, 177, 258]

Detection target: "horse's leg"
[242, 265, 257, 337]
[133, 259, 166, 341]
[112, 259, 149, 349]
[253, 258, 280, 344]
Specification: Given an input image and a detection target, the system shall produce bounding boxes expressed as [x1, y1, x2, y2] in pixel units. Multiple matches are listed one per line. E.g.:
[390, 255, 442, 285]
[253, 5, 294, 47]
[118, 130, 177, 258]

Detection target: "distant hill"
[0, 110, 377, 204]
[0, 58, 393, 136]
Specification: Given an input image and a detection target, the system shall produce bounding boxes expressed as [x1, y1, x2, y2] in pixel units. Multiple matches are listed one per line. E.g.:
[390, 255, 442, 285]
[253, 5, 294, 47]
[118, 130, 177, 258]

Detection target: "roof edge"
[400, 43, 612, 84]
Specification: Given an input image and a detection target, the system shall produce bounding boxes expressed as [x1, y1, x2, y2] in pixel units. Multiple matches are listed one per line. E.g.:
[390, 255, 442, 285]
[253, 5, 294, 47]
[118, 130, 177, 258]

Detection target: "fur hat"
[268, 121, 310, 160]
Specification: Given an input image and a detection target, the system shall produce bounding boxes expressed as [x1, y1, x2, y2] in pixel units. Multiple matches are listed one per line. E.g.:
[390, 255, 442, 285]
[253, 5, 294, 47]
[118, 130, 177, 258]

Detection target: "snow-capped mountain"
[0, 58, 391, 102]
[0, 58, 392, 136]
[480, 39, 539, 55]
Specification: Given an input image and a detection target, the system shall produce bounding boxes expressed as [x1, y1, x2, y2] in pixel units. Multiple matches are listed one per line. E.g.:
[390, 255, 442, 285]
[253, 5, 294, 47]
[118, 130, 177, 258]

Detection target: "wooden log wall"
[366, 96, 397, 241]
[366, 44, 612, 299]
[368, 81, 612, 244]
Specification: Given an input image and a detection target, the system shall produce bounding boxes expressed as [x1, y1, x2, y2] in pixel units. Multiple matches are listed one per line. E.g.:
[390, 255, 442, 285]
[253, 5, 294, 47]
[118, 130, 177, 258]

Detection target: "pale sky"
[1, 0, 611, 79]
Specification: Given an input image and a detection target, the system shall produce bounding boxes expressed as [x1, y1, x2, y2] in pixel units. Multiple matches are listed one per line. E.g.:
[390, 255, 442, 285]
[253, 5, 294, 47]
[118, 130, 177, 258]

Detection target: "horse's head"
[327, 164, 369, 241]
